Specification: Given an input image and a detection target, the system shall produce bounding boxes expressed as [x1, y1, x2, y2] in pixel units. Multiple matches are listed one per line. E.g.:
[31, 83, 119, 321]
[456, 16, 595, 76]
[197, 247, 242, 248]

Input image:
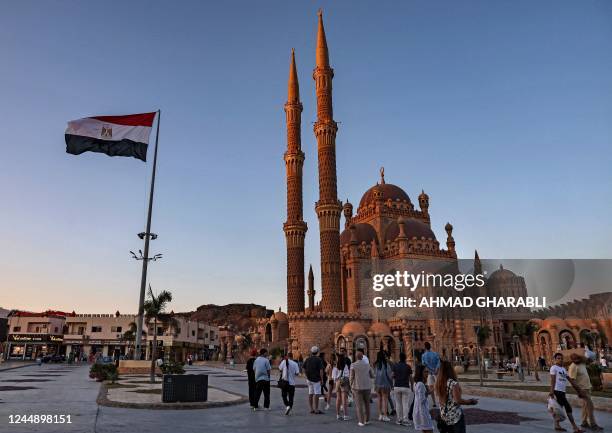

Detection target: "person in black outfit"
[246, 349, 257, 409]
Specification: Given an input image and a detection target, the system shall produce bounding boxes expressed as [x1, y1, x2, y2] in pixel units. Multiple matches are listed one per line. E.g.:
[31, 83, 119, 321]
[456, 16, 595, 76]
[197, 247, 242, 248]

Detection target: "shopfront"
[7, 334, 63, 360]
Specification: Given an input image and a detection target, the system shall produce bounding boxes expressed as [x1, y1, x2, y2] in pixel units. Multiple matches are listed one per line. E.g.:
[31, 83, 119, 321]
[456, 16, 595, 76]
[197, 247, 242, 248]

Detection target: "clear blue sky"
[0, 0, 610, 313]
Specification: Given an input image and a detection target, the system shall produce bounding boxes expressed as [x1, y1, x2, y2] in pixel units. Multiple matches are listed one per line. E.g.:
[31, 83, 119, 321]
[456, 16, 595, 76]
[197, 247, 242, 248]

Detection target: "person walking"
[422, 342, 440, 407]
[325, 353, 336, 411]
[569, 353, 602, 431]
[246, 349, 258, 409]
[303, 346, 325, 414]
[413, 365, 434, 433]
[279, 352, 300, 415]
[350, 349, 374, 427]
[374, 350, 393, 422]
[435, 360, 478, 433]
[253, 348, 271, 411]
[550, 352, 586, 433]
[333, 352, 350, 420]
[391, 352, 414, 426]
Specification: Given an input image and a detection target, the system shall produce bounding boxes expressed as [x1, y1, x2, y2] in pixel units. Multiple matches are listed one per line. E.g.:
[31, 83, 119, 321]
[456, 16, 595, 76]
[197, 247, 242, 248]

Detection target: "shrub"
[89, 363, 118, 382]
[160, 361, 185, 375]
[586, 363, 602, 391]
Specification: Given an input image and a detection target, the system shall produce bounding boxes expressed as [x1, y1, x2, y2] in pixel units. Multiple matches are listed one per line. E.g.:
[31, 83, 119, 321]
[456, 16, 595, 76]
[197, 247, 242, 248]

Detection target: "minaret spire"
[313, 10, 342, 312]
[307, 265, 315, 311]
[284, 49, 307, 313]
[316, 9, 330, 69]
[288, 48, 299, 104]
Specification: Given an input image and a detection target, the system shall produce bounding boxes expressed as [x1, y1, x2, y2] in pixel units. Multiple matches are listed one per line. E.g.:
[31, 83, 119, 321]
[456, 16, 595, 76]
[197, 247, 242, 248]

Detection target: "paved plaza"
[0, 363, 609, 433]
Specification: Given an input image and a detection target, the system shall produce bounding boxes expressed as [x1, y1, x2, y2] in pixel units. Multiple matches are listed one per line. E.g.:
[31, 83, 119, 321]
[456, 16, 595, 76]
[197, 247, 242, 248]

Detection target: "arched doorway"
[559, 330, 576, 350]
[265, 323, 272, 343]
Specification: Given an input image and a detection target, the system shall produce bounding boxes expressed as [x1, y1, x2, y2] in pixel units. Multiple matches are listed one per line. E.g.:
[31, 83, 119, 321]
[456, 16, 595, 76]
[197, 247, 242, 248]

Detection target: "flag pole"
[134, 109, 161, 360]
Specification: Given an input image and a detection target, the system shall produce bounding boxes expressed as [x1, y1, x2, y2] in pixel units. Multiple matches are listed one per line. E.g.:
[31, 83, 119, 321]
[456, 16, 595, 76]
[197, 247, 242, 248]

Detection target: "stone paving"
[103, 374, 244, 407]
[0, 363, 609, 433]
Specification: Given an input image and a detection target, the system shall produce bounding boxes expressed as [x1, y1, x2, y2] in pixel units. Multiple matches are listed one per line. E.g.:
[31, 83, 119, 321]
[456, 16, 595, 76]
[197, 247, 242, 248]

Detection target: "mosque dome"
[487, 264, 517, 282]
[273, 311, 288, 323]
[359, 183, 411, 209]
[340, 223, 379, 245]
[384, 218, 436, 242]
[341, 321, 366, 336]
[368, 321, 392, 336]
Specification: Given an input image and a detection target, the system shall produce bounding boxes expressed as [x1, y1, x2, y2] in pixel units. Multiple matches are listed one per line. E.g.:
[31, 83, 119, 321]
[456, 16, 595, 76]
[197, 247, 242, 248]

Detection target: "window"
[91, 326, 102, 333]
[78, 326, 85, 335]
[191, 330, 195, 337]
[54, 327, 58, 333]
[111, 326, 122, 333]
[13, 326, 21, 332]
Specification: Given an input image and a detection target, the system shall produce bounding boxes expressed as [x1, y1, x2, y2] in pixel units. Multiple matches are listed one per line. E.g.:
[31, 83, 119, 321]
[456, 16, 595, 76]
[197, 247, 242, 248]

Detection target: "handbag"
[277, 360, 289, 389]
[339, 366, 350, 387]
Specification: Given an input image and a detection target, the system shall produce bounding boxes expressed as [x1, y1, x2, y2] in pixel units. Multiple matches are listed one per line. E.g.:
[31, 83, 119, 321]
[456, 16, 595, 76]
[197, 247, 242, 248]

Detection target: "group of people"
[548, 352, 604, 432]
[246, 342, 478, 432]
[245, 344, 608, 432]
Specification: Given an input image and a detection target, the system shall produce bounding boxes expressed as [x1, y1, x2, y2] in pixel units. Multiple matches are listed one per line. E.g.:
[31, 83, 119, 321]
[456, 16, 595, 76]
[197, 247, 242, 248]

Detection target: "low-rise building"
[3, 310, 220, 363]
[64, 313, 136, 360]
[144, 314, 219, 362]
[5, 311, 69, 360]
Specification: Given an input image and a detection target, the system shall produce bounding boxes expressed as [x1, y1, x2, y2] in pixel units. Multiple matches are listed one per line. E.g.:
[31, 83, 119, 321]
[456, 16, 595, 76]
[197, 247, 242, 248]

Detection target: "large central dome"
[359, 183, 411, 209]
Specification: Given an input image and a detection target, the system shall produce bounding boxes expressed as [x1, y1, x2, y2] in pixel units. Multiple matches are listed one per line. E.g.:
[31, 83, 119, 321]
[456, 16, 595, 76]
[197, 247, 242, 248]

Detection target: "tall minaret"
[284, 49, 307, 313]
[313, 10, 343, 312]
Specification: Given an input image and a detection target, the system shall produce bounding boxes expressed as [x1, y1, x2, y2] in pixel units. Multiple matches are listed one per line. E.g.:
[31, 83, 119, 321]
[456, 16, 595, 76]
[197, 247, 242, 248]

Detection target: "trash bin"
[162, 374, 208, 403]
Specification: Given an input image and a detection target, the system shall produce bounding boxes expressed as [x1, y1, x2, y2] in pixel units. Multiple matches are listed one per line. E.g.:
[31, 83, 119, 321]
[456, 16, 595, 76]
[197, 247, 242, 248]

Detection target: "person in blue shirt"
[253, 348, 272, 410]
[421, 342, 440, 407]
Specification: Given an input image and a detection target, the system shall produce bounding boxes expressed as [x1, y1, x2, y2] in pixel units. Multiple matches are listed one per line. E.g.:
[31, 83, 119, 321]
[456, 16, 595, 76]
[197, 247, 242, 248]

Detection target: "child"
[413, 364, 434, 433]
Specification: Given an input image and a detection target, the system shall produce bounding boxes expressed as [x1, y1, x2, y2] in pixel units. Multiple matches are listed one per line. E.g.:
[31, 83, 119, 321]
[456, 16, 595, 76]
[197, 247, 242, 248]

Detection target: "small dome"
[341, 321, 366, 336]
[270, 314, 278, 324]
[368, 321, 392, 336]
[384, 218, 436, 242]
[359, 183, 411, 209]
[273, 311, 288, 323]
[340, 223, 379, 245]
[488, 265, 517, 282]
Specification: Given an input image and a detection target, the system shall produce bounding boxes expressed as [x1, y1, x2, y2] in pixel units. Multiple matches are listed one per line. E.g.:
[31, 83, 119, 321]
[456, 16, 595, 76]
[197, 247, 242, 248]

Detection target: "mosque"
[244, 11, 611, 366]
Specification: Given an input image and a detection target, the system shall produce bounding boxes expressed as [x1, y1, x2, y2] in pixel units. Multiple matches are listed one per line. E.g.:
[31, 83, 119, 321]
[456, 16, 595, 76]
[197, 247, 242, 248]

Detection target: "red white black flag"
[65, 112, 157, 162]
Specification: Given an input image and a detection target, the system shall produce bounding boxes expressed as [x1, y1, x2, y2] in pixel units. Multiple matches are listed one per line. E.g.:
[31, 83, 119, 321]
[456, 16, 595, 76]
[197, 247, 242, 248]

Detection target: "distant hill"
[186, 303, 272, 333]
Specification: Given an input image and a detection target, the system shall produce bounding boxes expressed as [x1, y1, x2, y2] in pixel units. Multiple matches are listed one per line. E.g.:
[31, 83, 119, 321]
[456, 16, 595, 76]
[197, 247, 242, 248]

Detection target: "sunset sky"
[1, 0, 611, 313]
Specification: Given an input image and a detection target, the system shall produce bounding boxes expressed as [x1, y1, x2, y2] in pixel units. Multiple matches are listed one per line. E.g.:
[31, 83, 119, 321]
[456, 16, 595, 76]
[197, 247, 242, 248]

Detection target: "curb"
[0, 363, 37, 373]
[97, 382, 249, 410]
[464, 385, 612, 413]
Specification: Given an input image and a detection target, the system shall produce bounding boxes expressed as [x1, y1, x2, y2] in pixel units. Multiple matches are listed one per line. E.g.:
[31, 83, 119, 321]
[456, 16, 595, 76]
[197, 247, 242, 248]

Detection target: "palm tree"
[121, 321, 145, 359]
[143, 286, 173, 383]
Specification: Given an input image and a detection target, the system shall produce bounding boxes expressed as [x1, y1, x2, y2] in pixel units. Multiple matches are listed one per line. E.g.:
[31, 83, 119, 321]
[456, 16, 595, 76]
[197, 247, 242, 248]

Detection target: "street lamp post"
[130, 242, 163, 360]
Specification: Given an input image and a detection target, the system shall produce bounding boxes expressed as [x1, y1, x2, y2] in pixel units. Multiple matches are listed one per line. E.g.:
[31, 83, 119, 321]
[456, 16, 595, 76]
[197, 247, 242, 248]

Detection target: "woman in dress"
[374, 350, 393, 422]
[413, 365, 434, 433]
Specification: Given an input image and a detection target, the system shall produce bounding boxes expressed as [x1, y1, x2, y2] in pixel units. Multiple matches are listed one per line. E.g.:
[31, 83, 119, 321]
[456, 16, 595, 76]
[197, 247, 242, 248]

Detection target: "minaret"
[284, 48, 307, 313]
[313, 10, 343, 312]
[307, 265, 315, 311]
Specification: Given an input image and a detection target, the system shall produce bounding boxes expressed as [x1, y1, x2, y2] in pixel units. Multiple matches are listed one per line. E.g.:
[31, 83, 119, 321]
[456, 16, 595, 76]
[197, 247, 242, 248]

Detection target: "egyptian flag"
[65, 112, 156, 162]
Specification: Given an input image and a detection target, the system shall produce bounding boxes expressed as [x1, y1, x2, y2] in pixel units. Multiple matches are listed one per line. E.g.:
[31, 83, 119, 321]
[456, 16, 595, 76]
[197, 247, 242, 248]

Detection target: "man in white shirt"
[279, 352, 300, 415]
[549, 352, 585, 433]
